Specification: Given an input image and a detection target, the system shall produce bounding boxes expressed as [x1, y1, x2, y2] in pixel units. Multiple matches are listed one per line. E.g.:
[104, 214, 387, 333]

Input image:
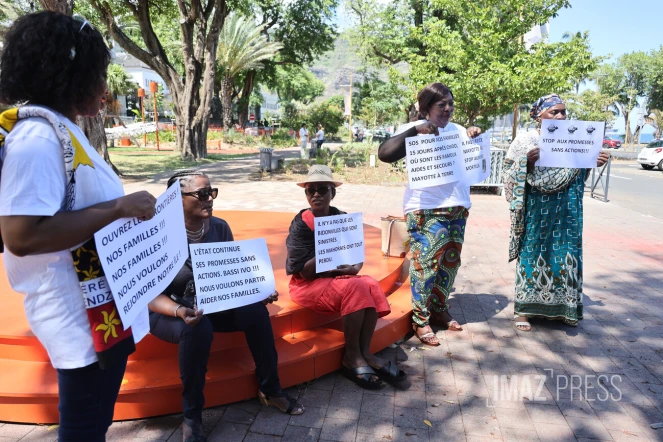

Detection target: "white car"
[637, 139, 663, 170]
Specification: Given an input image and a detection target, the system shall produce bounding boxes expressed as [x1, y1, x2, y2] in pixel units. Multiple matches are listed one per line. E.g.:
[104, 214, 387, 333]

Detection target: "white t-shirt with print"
[0, 114, 125, 369]
[394, 120, 472, 214]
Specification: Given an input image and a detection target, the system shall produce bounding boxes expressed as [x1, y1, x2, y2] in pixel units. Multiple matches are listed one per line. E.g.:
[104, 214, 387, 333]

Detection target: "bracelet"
[174, 304, 183, 318]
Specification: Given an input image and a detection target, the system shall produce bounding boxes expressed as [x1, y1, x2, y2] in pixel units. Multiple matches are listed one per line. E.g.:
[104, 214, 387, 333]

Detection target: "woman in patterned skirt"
[502, 94, 610, 331]
[378, 83, 481, 346]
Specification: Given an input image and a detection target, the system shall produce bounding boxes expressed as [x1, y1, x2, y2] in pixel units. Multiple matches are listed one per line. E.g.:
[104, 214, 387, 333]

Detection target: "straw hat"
[296, 165, 343, 188]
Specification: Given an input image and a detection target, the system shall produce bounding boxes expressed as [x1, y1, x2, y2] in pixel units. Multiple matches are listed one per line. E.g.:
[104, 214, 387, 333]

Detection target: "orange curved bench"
[0, 211, 412, 424]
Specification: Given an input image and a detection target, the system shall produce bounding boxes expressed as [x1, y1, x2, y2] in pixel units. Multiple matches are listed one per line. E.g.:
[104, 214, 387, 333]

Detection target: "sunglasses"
[305, 186, 331, 197]
[72, 14, 94, 33]
[182, 188, 218, 201]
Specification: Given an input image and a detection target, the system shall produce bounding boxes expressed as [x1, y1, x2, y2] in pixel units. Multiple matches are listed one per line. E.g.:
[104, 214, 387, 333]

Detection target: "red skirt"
[289, 274, 391, 318]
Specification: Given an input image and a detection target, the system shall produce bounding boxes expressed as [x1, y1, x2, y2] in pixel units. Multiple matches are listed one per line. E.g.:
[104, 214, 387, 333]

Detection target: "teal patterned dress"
[503, 131, 586, 325]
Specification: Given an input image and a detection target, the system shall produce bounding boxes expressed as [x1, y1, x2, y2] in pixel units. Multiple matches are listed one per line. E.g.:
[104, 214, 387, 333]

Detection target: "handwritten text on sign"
[405, 131, 463, 189]
[538, 120, 605, 168]
[95, 182, 188, 328]
[461, 133, 491, 185]
[189, 239, 276, 314]
[315, 212, 365, 273]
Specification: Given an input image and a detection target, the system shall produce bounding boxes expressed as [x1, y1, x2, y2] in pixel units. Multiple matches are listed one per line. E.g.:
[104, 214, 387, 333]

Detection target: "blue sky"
[548, 0, 662, 60]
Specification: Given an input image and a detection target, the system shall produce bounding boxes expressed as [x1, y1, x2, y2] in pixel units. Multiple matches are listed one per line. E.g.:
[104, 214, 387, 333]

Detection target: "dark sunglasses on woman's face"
[305, 186, 330, 197]
[182, 188, 218, 201]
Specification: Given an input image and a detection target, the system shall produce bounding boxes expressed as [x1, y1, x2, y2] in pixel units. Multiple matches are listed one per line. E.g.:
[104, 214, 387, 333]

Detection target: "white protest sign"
[460, 133, 491, 185]
[189, 239, 276, 314]
[95, 182, 188, 328]
[538, 120, 605, 168]
[315, 212, 365, 273]
[405, 131, 463, 189]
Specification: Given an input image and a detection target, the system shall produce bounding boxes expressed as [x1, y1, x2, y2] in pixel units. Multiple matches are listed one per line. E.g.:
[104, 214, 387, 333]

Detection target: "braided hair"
[167, 170, 207, 190]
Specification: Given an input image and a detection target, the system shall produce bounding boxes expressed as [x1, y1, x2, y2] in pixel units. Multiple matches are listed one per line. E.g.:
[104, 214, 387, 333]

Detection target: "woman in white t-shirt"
[378, 83, 481, 347]
[314, 124, 325, 155]
[0, 12, 156, 441]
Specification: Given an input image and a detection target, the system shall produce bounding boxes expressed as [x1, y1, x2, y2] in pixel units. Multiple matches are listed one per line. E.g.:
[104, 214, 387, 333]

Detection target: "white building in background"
[110, 46, 174, 119]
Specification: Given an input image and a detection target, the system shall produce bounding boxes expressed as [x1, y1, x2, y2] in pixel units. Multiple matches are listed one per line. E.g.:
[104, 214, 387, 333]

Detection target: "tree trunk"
[91, 0, 228, 160]
[222, 76, 233, 130]
[39, 0, 73, 15]
[406, 103, 418, 122]
[237, 70, 256, 128]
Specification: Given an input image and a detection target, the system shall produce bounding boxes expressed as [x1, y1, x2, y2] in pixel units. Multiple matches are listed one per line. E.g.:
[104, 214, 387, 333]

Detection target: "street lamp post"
[137, 88, 146, 146]
[150, 81, 159, 151]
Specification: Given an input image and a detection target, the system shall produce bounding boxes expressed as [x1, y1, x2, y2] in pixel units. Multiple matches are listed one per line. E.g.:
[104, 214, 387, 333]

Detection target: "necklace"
[186, 223, 205, 242]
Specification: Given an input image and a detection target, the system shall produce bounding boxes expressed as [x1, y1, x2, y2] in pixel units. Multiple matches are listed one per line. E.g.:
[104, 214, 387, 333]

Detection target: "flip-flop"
[412, 323, 440, 347]
[514, 315, 531, 332]
[446, 319, 463, 331]
[340, 365, 385, 390]
[373, 360, 408, 383]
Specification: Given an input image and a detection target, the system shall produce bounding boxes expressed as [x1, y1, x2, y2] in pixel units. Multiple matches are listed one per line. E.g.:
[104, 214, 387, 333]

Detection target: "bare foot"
[431, 311, 463, 331]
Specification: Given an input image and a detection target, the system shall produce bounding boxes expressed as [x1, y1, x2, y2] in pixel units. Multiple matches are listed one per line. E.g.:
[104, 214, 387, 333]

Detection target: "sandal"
[412, 323, 440, 347]
[373, 360, 407, 383]
[430, 312, 464, 331]
[258, 390, 305, 415]
[514, 315, 531, 332]
[340, 364, 385, 390]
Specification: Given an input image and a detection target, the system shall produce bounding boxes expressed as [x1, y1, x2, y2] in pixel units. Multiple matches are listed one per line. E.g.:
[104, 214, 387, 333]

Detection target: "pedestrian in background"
[313, 123, 325, 158]
[502, 94, 610, 331]
[299, 123, 309, 159]
[377, 83, 481, 346]
[0, 12, 156, 441]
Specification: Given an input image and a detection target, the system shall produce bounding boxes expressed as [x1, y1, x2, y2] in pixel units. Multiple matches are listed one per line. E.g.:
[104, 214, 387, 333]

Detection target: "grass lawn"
[108, 148, 255, 181]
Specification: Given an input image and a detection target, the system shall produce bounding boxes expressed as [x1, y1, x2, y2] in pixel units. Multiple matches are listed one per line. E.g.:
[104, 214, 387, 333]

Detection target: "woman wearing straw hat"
[285, 165, 407, 390]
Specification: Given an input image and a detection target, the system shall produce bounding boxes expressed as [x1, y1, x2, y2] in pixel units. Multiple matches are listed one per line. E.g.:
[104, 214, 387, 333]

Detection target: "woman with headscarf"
[502, 94, 610, 331]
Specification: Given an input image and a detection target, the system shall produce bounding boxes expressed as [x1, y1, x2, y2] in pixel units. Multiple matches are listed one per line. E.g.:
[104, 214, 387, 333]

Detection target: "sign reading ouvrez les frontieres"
[315, 212, 365, 273]
[189, 238, 276, 314]
[95, 181, 188, 329]
[405, 128, 492, 189]
[537, 120, 605, 168]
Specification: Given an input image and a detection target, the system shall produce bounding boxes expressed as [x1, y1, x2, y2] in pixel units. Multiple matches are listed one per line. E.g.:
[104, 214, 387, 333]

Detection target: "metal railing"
[471, 148, 507, 195]
[589, 154, 611, 202]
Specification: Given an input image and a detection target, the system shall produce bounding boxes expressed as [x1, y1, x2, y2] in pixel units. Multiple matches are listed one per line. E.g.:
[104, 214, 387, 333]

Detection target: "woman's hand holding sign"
[415, 122, 439, 136]
[527, 147, 540, 172]
[597, 151, 610, 167]
[119, 191, 157, 221]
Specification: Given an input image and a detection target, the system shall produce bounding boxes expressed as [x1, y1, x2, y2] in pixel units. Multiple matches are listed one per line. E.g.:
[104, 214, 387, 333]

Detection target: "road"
[594, 158, 663, 219]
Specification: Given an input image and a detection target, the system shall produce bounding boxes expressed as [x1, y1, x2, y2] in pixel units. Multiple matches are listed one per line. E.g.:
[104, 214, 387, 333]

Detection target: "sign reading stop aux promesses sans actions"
[189, 238, 276, 314]
[95, 181, 188, 329]
[405, 129, 491, 190]
[315, 212, 365, 273]
[537, 120, 605, 169]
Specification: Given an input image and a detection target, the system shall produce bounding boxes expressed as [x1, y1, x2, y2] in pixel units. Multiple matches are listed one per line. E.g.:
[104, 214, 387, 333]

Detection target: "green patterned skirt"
[515, 173, 586, 325]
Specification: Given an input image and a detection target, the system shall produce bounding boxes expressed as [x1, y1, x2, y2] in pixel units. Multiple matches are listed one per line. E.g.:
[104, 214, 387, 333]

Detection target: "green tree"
[89, 0, 229, 159]
[598, 51, 651, 144]
[233, 0, 338, 126]
[307, 99, 345, 136]
[563, 90, 618, 128]
[217, 13, 283, 129]
[354, 72, 408, 128]
[348, 0, 599, 128]
[271, 65, 325, 105]
[105, 63, 138, 117]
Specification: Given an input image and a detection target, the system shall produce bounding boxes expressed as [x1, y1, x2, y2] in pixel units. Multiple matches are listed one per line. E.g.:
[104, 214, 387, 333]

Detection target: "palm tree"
[105, 63, 138, 119]
[217, 13, 282, 129]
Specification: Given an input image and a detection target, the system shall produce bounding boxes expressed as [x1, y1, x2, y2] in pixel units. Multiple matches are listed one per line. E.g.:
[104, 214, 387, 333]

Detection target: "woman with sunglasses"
[0, 12, 157, 441]
[148, 170, 303, 442]
[502, 94, 610, 331]
[285, 165, 406, 390]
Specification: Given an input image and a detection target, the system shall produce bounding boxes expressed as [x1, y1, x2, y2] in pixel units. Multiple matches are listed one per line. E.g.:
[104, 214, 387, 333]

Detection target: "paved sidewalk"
[2, 153, 663, 441]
